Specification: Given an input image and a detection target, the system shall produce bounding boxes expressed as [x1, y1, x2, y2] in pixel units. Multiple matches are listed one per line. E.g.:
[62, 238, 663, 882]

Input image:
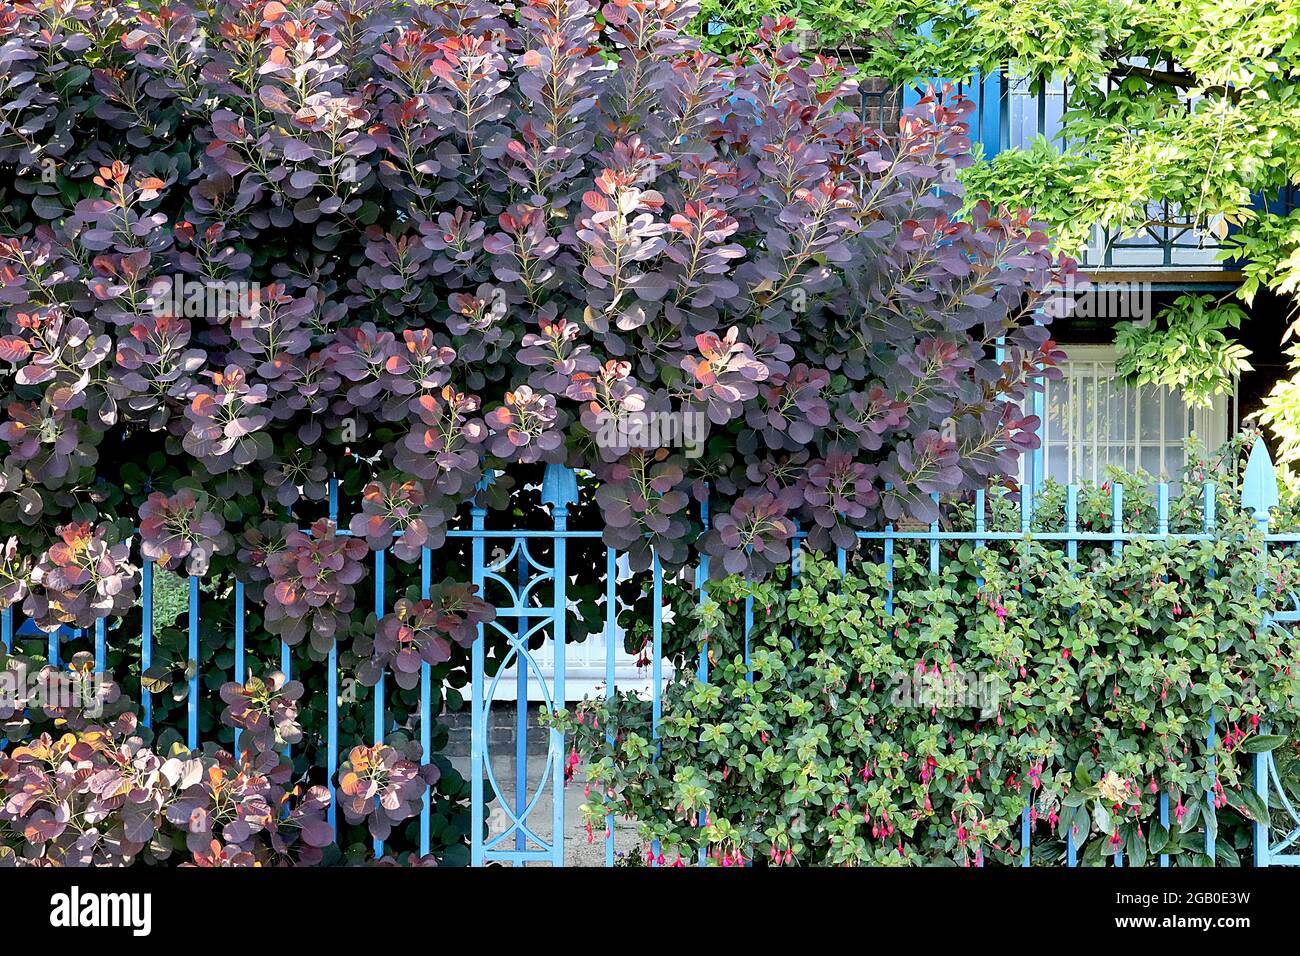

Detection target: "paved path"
[446, 752, 641, 865]
[445, 707, 641, 866]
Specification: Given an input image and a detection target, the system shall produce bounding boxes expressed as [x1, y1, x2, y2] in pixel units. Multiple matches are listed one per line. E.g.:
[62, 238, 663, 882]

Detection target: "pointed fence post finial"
[541, 463, 579, 512]
[1241, 436, 1280, 528]
[471, 472, 496, 524]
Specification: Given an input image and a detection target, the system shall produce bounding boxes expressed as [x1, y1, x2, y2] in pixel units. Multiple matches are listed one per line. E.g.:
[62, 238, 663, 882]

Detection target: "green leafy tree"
[735, 0, 1293, 300]
[692, 0, 887, 54]
[1113, 293, 1252, 408]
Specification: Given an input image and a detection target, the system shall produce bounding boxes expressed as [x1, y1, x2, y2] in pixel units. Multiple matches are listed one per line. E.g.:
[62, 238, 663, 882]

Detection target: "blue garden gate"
[1244, 438, 1300, 866]
[468, 465, 579, 866]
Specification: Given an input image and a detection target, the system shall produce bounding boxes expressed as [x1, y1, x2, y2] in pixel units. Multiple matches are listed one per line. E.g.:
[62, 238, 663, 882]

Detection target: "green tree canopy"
[698, 0, 1300, 305]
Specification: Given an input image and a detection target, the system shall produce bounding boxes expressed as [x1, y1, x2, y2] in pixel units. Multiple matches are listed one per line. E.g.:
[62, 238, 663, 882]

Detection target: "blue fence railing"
[2, 478, 469, 860]
[4, 438, 1300, 866]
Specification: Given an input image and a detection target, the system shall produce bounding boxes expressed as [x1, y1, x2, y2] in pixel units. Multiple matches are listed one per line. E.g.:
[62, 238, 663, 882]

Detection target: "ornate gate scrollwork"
[470, 465, 578, 866]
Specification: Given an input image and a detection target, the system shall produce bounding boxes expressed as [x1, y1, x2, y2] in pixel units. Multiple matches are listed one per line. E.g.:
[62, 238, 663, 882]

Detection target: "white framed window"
[1040, 345, 1230, 486]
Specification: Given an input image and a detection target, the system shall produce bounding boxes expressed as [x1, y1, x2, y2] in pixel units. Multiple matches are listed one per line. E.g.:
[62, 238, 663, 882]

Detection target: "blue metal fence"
[468, 438, 1300, 866]
[3, 439, 1299, 866]
[1245, 438, 1300, 866]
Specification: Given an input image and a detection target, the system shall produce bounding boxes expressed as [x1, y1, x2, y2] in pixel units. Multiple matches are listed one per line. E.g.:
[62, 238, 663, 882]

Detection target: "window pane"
[1166, 445, 1185, 478]
[1165, 388, 1185, 438]
[1108, 379, 1128, 441]
[1079, 370, 1097, 451]
[1048, 443, 1070, 483]
[1102, 443, 1127, 477]
[1139, 388, 1161, 441]
[1141, 445, 1161, 476]
[1046, 379, 1067, 442]
[1040, 350, 1220, 489]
